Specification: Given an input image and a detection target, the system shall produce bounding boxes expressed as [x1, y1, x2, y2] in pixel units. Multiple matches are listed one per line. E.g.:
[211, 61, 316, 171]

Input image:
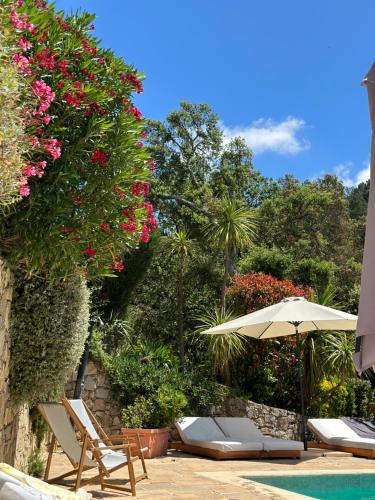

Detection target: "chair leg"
[75, 434, 88, 491]
[125, 447, 137, 496]
[44, 435, 56, 481]
[135, 434, 148, 478]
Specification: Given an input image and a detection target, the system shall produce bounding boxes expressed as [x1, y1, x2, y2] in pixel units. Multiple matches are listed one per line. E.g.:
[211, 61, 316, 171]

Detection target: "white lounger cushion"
[186, 439, 263, 452]
[262, 438, 304, 451]
[214, 417, 264, 439]
[332, 437, 375, 449]
[308, 419, 359, 444]
[176, 417, 226, 443]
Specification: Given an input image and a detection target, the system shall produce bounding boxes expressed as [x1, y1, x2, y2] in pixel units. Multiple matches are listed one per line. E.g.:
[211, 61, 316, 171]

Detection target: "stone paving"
[48, 449, 375, 499]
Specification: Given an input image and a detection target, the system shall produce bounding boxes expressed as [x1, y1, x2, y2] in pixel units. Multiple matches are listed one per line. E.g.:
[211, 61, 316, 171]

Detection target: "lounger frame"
[170, 441, 301, 460]
[308, 439, 375, 459]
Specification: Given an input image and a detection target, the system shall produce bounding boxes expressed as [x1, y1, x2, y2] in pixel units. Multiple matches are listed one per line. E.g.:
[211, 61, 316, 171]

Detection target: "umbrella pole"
[295, 325, 307, 451]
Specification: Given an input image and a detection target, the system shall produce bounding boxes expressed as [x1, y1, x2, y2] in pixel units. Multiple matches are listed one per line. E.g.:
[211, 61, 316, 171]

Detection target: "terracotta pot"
[121, 427, 170, 459]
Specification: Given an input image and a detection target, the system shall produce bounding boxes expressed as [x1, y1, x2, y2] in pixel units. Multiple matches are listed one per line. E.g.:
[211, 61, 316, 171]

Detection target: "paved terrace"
[49, 449, 375, 499]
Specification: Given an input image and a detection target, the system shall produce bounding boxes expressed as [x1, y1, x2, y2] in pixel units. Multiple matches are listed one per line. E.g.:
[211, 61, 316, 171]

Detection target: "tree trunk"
[177, 255, 185, 368]
[221, 246, 230, 313]
[73, 324, 93, 399]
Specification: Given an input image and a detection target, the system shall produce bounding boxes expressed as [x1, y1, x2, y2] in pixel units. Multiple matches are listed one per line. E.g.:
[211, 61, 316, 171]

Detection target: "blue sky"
[56, 0, 374, 185]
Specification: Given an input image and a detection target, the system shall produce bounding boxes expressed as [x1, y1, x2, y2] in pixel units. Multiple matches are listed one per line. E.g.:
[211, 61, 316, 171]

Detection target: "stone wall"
[0, 259, 34, 470]
[65, 359, 122, 433]
[210, 397, 302, 440]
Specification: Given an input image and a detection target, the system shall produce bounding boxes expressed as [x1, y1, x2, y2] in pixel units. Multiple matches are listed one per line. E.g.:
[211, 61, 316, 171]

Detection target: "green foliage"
[194, 307, 245, 383]
[0, 40, 27, 209]
[309, 378, 373, 418]
[349, 379, 374, 418]
[10, 273, 90, 404]
[29, 407, 48, 449]
[348, 181, 369, 219]
[27, 449, 44, 478]
[121, 385, 187, 429]
[258, 175, 354, 263]
[311, 379, 350, 418]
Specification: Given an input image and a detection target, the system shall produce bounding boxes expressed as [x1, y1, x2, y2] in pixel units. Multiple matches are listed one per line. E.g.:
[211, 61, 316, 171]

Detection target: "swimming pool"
[246, 473, 375, 500]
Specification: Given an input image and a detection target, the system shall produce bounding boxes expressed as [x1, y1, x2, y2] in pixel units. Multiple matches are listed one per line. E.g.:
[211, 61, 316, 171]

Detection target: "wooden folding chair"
[38, 402, 146, 496]
[62, 398, 148, 478]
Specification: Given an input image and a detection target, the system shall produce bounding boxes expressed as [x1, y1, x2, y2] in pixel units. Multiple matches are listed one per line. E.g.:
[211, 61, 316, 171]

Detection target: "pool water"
[246, 474, 375, 500]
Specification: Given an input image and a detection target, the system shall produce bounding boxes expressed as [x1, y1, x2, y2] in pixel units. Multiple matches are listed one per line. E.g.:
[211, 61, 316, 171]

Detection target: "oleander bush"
[10, 272, 90, 403]
[0, 0, 156, 278]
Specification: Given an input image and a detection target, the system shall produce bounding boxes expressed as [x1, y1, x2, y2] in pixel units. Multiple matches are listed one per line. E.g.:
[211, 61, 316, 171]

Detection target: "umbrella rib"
[257, 322, 273, 339]
[312, 321, 320, 331]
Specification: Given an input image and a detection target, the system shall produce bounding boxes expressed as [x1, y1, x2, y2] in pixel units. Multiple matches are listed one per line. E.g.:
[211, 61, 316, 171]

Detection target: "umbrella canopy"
[202, 296, 357, 451]
[202, 297, 357, 337]
[354, 62, 375, 372]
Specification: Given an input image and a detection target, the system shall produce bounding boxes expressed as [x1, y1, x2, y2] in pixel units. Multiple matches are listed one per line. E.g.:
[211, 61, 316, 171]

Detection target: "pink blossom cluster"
[10, 10, 35, 31]
[12, 53, 32, 76]
[43, 138, 61, 160]
[132, 181, 150, 196]
[18, 36, 32, 51]
[91, 150, 107, 167]
[32, 80, 55, 114]
[34, 47, 55, 70]
[22, 160, 47, 178]
[109, 256, 124, 272]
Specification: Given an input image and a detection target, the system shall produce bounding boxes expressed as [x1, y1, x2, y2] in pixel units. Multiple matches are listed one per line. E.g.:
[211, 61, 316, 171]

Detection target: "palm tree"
[303, 285, 355, 402]
[161, 229, 196, 367]
[203, 198, 257, 312]
[194, 307, 245, 385]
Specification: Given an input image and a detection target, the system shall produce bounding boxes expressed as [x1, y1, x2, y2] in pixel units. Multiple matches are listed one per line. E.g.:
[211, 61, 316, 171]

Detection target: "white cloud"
[221, 116, 310, 155]
[333, 161, 370, 187]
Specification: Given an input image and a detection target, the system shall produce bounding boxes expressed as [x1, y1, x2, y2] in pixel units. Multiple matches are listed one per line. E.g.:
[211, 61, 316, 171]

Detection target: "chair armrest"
[106, 434, 145, 439]
[93, 443, 136, 451]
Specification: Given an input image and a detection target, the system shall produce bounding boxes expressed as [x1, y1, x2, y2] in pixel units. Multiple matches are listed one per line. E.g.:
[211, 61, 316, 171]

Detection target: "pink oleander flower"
[19, 185, 30, 197]
[84, 247, 96, 256]
[12, 53, 32, 76]
[32, 80, 55, 114]
[120, 220, 137, 232]
[140, 226, 150, 243]
[35, 48, 55, 70]
[100, 223, 110, 231]
[127, 104, 142, 120]
[18, 36, 32, 51]
[43, 138, 61, 159]
[10, 11, 35, 31]
[91, 150, 107, 167]
[132, 181, 150, 196]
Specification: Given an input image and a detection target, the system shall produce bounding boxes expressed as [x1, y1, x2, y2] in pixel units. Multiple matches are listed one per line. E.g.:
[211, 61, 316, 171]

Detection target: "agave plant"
[194, 307, 245, 385]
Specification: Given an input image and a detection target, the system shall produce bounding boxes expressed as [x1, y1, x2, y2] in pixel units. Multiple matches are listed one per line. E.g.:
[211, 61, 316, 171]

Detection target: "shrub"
[27, 449, 44, 478]
[348, 378, 374, 418]
[121, 385, 187, 429]
[10, 272, 90, 404]
[0, 40, 28, 208]
[310, 379, 349, 418]
[1, 1, 155, 278]
[227, 272, 311, 314]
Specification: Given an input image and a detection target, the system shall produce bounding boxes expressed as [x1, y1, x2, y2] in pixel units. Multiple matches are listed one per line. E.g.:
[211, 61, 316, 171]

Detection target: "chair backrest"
[66, 399, 101, 441]
[214, 417, 264, 440]
[38, 403, 95, 467]
[308, 418, 359, 443]
[175, 417, 225, 443]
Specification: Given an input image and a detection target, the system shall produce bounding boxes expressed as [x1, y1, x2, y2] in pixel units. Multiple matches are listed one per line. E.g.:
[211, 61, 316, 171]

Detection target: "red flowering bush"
[227, 272, 311, 314]
[0, 0, 156, 278]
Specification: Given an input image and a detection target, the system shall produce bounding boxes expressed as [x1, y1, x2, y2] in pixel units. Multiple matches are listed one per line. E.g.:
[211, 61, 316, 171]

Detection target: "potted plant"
[121, 384, 187, 458]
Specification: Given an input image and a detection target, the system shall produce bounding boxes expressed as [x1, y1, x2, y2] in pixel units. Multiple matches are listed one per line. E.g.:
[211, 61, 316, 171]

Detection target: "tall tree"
[161, 230, 197, 367]
[203, 198, 257, 312]
[147, 102, 222, 229]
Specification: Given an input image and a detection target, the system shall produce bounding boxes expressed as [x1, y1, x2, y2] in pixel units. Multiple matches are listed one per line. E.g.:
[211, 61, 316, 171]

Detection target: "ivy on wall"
[10, 272, 90, 404]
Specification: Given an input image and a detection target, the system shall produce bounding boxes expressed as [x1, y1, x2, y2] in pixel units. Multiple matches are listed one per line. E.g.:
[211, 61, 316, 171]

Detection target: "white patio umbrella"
[202, 296, 357, 450]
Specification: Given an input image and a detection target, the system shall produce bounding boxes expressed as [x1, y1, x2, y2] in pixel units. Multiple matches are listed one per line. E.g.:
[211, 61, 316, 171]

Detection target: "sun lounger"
[215, 417, 304, 456]
[308, 418, 375, 458]
[38, 402, 146, 495]
[171, 417, 302, 459]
